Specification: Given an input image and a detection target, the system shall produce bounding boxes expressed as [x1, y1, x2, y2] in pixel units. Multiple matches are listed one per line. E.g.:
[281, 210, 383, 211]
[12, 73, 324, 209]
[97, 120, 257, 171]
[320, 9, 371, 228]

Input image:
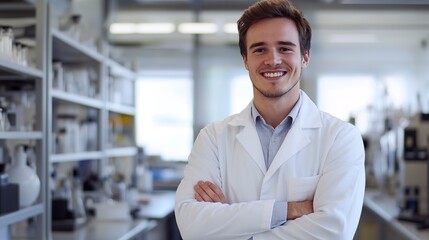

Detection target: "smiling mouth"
[262, 71, 286, 78]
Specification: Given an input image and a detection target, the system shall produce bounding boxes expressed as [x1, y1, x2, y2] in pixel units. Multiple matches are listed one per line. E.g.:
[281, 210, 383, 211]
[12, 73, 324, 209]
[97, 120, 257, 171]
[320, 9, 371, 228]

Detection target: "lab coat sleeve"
[175, 127, 275, 240]
[252, 124, 365, 240]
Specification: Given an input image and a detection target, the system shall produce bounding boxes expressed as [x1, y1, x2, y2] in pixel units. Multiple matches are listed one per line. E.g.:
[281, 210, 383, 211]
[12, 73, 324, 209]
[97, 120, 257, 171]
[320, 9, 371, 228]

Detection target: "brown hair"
[237, 0, 311, 57]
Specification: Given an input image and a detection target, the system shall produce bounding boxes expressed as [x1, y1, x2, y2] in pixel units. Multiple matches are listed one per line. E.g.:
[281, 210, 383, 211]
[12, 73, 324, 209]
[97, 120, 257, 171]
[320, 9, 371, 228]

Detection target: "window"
[136, 73, 193, 161]
[230, 75, 253, 115]
[317, 75, 377, 133]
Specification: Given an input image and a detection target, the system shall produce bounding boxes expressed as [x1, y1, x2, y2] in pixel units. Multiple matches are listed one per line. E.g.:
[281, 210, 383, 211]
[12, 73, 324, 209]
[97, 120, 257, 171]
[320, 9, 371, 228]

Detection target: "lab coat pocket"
[286, 175, 321, 201]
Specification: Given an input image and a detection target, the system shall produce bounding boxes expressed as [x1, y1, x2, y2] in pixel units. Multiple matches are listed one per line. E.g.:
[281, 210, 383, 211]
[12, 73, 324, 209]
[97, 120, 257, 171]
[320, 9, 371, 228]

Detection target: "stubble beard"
[252, 77, 300, 99]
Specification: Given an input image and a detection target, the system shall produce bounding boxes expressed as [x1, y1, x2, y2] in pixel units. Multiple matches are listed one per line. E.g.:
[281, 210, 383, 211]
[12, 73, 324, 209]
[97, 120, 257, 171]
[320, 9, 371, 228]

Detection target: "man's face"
[242, 17, 309, 99]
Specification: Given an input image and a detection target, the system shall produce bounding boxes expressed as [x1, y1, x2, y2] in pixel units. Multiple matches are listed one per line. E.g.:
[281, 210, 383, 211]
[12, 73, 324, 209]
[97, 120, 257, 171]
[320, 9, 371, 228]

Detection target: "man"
[175, 0, 365, 239]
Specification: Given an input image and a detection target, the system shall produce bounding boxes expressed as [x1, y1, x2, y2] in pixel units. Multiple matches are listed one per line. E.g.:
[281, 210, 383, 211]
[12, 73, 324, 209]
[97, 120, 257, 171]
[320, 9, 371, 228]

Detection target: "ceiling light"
[110, 23, 175, 34]
[178, 22, 218, 34]
[110, 23, 137, 34]
[329, 33, 377, 43]
[223, 23, 238, 34]
[136, 23, 175, 34]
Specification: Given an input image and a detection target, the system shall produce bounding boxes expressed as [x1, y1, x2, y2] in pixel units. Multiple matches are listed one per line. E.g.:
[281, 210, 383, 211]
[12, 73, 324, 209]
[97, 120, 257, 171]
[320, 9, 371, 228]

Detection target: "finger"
[200, 182, 219, 202]
[194, 192, 203, 202]
[205, 182, 226, 203]
[194, 182, 213, 202]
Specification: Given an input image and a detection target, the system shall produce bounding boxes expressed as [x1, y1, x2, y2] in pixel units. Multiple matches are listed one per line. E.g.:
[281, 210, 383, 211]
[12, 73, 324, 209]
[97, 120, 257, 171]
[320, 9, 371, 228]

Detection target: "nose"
[264, 50, 281, 66]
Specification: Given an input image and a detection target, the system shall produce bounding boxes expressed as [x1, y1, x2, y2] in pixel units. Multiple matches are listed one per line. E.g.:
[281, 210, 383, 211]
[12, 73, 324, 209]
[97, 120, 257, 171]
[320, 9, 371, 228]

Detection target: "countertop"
[364, 190, 429, 240]
[52, 191, 176, 240]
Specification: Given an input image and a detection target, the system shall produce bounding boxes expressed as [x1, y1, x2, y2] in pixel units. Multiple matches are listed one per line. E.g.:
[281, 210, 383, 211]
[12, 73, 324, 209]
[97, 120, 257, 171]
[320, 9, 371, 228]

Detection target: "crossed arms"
[194, 181, 313, 220]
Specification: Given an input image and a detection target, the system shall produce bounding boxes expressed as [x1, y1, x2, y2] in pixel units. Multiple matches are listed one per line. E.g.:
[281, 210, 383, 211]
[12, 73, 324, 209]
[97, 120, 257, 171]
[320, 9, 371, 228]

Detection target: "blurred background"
[103, 0, 429, 161]
[1, 0, 429, 239]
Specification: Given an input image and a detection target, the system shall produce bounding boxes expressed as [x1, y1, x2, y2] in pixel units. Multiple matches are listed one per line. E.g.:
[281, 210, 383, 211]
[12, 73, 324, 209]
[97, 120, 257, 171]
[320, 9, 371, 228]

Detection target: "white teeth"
[263, 72, 283, 78]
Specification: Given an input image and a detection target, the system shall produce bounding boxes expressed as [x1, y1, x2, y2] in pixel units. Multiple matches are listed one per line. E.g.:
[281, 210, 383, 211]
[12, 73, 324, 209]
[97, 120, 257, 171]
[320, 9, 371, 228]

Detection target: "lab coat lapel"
[231, 104, 267, 174]
[264, 123, 310, 180]
[264, 92, 322, 181]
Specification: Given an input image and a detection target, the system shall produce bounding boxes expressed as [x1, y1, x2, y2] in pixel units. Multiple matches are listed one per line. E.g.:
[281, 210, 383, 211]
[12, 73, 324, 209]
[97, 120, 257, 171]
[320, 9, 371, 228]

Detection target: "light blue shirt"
[251, 93, 302, 228]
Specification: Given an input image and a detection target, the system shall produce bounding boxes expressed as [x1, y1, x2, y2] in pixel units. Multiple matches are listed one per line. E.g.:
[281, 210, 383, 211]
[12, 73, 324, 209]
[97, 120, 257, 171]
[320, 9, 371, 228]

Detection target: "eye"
[252, 48, 265, 54]
[280, 47, 292, 53]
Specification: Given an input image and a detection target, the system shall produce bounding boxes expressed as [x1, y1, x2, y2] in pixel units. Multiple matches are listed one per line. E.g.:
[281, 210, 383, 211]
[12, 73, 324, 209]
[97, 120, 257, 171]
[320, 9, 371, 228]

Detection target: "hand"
[194, 181, 227, 203]
[287, 200, 313, 220]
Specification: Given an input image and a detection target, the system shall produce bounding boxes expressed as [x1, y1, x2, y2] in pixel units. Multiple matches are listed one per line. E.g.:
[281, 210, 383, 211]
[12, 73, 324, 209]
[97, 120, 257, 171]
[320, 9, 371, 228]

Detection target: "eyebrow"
[249, 41, 297, 50]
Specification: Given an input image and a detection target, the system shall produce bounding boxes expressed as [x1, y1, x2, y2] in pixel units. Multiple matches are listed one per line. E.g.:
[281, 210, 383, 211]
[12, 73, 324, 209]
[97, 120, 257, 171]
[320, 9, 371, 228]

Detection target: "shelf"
[0, 58, 43, 79]
[52, 89, 103, 109]
[0, 0, 35, 11]
[0, 131, 43, 139]
[107, 102, 135, 115]
[0, 204, 43, 227]
[52, 29, 103, 63]
[107, 59, 136, 79]
[0, 0, 35, 4]
[105, 146, 137, 158]
[0, 17, 35, 27]
[51, 151, 103, 163]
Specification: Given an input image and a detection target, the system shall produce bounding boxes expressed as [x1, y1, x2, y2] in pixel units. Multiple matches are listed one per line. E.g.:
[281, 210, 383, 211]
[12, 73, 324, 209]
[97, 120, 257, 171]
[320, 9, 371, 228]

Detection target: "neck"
[254, 89, 300, 128]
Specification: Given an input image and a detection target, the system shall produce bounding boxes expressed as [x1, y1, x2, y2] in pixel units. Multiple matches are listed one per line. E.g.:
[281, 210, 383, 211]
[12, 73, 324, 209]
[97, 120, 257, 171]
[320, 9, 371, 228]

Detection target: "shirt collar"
[251, 92, 303, 126]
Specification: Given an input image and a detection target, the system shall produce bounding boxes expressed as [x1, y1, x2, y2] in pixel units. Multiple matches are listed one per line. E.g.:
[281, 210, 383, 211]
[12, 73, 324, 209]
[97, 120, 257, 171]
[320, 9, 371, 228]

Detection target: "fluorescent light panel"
[110, 23, 136, 34]
[110, 23, 175, 34]
[137, 23, 175, 34]
[111, 22, 233, 35]
[178, 22, 218, 34]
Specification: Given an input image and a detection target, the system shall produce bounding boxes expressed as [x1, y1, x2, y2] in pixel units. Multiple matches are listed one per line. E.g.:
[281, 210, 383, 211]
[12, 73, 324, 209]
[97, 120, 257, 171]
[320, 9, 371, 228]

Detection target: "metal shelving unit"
[1, 1, 137, 239]
[0, 204, 44, 227]
[106, 56, 137, 153]
[105, 146, 138, 158]
[0, 0, 48, 239]
[106, 102, 135, 116]
[51, 90, 104, 109]
[46, 4, 137, 239]
[0, 0, 137, 240]
[0, 132, 43, 140]
[50, 151, 104, 163]
[0, 59, 43, 79]
[51, 29, 103, 62]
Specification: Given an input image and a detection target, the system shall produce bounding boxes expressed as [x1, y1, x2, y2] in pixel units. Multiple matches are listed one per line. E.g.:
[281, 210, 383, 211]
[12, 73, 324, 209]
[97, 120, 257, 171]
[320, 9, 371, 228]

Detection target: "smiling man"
[175, 0, 365, 239]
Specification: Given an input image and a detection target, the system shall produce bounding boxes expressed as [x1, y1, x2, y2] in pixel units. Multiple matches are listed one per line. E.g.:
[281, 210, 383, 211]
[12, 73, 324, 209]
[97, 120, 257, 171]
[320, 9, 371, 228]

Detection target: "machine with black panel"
[398, 112, 429, 229]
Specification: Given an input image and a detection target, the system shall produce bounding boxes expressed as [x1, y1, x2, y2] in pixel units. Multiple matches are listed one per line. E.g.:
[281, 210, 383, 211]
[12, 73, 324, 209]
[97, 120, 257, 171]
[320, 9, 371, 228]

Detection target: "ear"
[301, 50, 310, 68]
[242, 54, 249, 70]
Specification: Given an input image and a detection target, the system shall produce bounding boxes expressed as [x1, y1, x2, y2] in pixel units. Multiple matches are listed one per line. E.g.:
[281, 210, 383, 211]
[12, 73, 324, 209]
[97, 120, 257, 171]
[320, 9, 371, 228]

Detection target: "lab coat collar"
[229, 90, 322, 129]
[230, 90, 322, 175]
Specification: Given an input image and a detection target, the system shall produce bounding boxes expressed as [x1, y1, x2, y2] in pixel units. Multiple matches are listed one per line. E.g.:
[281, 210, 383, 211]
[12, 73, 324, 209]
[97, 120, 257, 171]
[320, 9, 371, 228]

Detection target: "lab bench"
[52, 191, 178, 240]
[52, 219, 156, 240]
[359, 190, 429, 240]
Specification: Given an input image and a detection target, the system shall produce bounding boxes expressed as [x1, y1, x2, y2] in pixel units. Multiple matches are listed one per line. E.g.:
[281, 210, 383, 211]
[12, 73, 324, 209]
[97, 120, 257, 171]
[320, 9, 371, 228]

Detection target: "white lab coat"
[175, 91, 365, 240]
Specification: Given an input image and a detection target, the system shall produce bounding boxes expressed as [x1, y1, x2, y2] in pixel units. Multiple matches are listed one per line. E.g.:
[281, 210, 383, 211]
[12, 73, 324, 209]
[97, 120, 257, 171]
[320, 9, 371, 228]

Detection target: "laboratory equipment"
[397, 112, 429, 229]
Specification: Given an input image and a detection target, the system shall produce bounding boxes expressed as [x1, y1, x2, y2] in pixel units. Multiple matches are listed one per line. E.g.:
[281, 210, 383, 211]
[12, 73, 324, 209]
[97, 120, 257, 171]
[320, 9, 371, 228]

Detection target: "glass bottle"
[4, 27, 14, 59]
[0, 26, 5, 57]
[0, 97, 10, 131]
[6, 145, 41, 208]
[65, 14, 82, 41]
[0, 108, 5, 131]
